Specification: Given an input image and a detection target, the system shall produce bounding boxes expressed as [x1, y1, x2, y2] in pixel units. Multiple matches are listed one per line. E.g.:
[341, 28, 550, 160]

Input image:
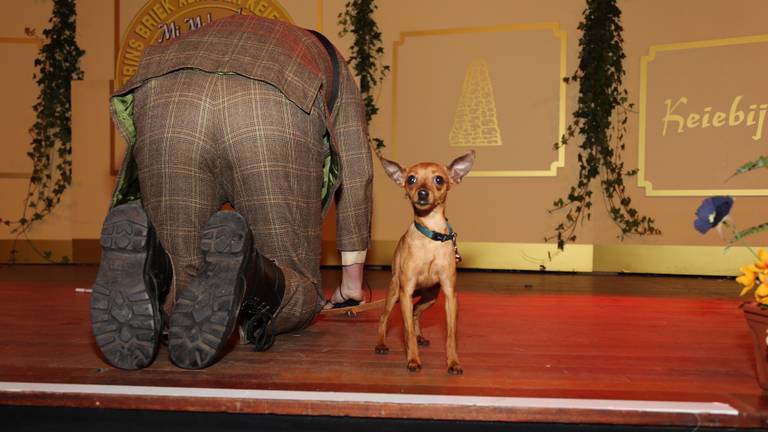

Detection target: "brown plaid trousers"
[110, 15, 373, 334]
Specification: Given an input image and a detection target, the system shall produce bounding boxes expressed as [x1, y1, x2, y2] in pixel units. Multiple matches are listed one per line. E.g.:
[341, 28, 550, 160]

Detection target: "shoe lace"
[241, 301, 275, 352]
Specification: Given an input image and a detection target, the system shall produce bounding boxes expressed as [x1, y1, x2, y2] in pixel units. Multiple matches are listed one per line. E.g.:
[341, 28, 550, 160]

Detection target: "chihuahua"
[375, 150, 475, 374]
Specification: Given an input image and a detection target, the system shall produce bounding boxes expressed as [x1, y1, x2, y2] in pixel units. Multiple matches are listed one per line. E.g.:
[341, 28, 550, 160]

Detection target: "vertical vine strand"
[547, 0, 660, 251]
[337, 0, 389, 154]
[2, 0, 85, 263]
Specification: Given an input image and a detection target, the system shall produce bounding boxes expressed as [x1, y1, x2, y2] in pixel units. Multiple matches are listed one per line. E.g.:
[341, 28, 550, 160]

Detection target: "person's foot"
[90, 200, 171, 370]
[323, 284, 364, 310]
[168, 210, 251, 369]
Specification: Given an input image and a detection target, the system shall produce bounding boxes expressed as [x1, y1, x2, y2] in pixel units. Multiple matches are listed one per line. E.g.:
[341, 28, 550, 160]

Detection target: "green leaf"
[729, 222, 768, 245]
[548, 0, 658, 251]
[2, 0, 84, 236]
[338, 0, 387, 152]
[728, 155, 768, 180]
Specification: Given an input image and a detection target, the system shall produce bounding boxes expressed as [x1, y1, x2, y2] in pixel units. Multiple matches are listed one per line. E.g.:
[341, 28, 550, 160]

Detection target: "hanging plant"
[337, 0, 389, 154]
[547, 0, 660, 250]
[2, 0, 85, 263]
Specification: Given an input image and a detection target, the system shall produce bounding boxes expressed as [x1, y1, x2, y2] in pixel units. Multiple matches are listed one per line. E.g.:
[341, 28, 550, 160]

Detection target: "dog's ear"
[447, 150, 475, 184]
[379, 156, 406, 186]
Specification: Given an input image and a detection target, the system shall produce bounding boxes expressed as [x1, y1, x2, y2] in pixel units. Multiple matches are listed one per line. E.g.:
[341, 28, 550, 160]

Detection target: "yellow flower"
[756, 282, 768, 305]
[737, 265, 758, 286]
[737, 250, 768, 302]
[757, 249, 768, 270]
[738, 265, 760, 296]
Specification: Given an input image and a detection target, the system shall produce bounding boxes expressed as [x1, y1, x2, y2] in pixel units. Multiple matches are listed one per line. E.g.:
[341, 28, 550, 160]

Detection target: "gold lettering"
[729, 95, 744, 126]
[152, 4, 167, 20]
[161, 0, 175, 13]
[124, 47, 143, 66]
[748, 104, 758, 126]
[661, 96, 768, 141]
[128, 39, 144, 50]
[752, 104, 768, 140]
[142, 15, 158, 30]
[686, 113, 700, 129]
[118, 0, 290, 85]
[135, 24, 150, 39]
[712, 112, 726, 127]
[246, 0, 270, 16]
[662, 97, 687, 136]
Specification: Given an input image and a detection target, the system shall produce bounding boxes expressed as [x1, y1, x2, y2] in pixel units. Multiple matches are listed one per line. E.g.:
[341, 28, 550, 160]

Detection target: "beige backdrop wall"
[1, 0, 766, 276]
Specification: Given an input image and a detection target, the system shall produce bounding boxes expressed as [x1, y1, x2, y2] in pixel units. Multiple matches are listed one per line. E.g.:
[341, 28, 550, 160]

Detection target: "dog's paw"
[416, 336, 430, 347]
[407, 360, 421, 372]
[374, 344, 389, 354]
[447, 362, 463, 375]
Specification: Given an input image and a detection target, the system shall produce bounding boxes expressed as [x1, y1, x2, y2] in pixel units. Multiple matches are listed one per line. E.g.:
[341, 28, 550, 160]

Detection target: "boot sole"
[90, 201, 161, 370]
[168, 211, 250, 369]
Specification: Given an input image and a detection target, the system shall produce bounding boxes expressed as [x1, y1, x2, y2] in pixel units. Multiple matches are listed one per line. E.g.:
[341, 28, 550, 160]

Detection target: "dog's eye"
[407, 175, 417, 185]
[434, 176, 445, 185]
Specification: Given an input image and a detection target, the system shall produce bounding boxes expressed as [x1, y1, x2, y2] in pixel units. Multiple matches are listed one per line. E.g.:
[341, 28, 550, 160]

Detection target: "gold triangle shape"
[449, 58, 503, 147]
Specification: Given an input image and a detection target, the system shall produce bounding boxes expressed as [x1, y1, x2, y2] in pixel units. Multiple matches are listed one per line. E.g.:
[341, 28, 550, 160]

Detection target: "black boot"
[90, 200, 172, 370]
[239, 248, 285, 352]
[168, 210, 254, 369]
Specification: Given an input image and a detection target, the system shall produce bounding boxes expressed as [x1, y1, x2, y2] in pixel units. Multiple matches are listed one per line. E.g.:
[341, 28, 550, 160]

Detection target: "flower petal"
[694, 218, 712, 234]
[737, 274, 756, 288]
[757, 249, 768, 269]
[693, 196, 733, 233]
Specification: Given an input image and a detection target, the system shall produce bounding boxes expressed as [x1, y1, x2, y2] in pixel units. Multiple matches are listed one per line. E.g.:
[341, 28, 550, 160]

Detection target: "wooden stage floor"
[0, 264, 767, 430]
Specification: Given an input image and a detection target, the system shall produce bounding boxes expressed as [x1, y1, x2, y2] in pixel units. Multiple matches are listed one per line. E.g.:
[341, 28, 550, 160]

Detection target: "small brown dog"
[375, 150, 475, 374]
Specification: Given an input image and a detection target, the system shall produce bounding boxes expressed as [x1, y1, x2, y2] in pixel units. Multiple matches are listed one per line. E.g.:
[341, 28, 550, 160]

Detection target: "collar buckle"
[414, 220, 462, 263]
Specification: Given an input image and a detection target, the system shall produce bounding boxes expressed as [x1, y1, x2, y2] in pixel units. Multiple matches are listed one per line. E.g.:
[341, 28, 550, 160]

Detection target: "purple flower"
[694, 196, 733, 234]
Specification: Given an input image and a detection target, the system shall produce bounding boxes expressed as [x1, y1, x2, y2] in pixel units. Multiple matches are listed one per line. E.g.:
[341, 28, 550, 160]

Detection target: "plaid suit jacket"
[110, 14, 372, 253]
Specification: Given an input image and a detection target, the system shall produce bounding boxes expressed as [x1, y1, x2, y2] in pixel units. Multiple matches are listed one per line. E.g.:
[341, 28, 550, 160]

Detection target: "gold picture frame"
[391, 23, 567, 178]
[638, 34, 768, 197]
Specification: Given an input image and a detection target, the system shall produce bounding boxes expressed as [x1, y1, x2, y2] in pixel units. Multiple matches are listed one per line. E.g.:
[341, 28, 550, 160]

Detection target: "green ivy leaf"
[2, 0, 84, 261]
[728, 155, 768, 180]
[338, 0, 387, 151]
[549, 0, 660, 251]
[729, 222, 768, 245]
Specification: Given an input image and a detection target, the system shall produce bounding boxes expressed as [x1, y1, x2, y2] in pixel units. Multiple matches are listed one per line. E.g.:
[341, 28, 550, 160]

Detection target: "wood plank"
[0, 264, 765, 428]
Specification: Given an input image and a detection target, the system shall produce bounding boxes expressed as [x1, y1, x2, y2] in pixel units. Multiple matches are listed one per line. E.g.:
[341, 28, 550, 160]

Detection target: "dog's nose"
[417, 189, 430, 202]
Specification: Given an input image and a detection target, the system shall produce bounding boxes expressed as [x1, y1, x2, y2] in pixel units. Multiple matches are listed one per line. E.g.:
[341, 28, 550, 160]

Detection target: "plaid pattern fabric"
[112, 16, 372, 333]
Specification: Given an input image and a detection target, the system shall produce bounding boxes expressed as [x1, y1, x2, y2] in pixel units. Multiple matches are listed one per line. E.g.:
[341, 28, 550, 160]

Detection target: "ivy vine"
[2, 0, 85, 263]
[547, 0, 660, 250]
[727, 157, 768, 244]
[337, 0, 389, 154]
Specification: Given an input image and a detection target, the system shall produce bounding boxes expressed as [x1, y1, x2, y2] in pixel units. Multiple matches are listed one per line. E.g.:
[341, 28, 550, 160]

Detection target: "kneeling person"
[90, 15, 372, 370]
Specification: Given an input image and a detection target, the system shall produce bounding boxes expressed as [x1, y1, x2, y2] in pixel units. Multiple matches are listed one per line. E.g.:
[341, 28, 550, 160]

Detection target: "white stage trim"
[0, 381, 738, 415]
